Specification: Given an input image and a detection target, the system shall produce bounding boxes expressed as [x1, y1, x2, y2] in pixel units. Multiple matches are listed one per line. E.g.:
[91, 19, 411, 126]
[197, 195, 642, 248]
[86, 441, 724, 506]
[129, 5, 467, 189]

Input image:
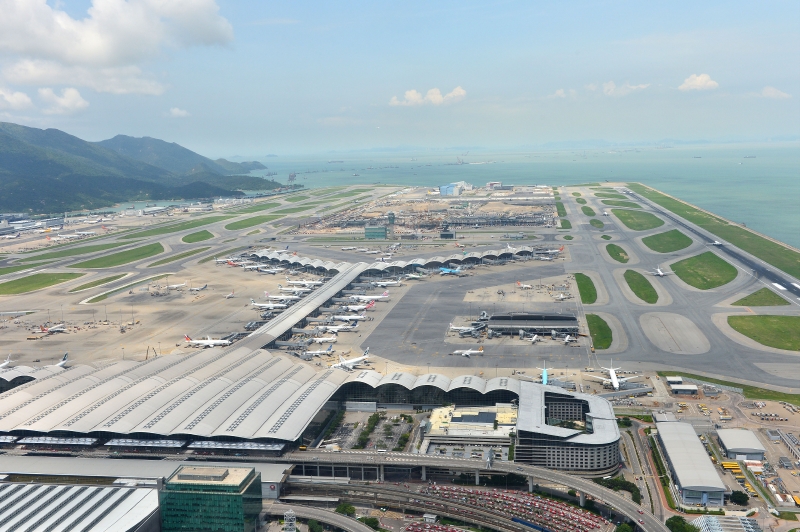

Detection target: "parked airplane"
[332, 313, 367, 322]
[304, 344, 335, 356]
[286, 277, 324, 286]
[516, 281, 533, 290]
[278, 284, 312, 293]
[250, 298, 287, 310]
[243, 264, 260, 271]
[311, 335, 338, 344]
[553, 293, 573, 301]
[0, 354, 13, 369]
[339, 301, 375, 312]
[167, 282, 186, 290]
[57, 234, 82, 239]
[225, 290, 235, 299]
[538, 362, 549, 385]
[349, 291, 389, 302]
[274, 246, 291, 254]
[331, 349, 370, 370]
[404, 273, 426, 280]
[3, 233, 20, 239]
[540, 245, 565, 255]
[449, 322, 476, 332]
[214, 257, 229, 264]
[258, 266, 285, 274]
[584, 361, 639, 391]
[648, 266, 673, 277]
[54, 352, 69, 367]
[184, 335, 232, 348]
[529, 334, 540, 344]
[189, 284, 208, 292]
[40, 324, 66, 334]
[341, 246, 357, 251]
[374, 279, 402, 287]
[266, 292, 301, 301]
[561, 335, 576, 345]
[75, 231, 96, 236]
[451, 346, 484, 357]
[318, 324, 358, 333]
[439, 266, 462, 276]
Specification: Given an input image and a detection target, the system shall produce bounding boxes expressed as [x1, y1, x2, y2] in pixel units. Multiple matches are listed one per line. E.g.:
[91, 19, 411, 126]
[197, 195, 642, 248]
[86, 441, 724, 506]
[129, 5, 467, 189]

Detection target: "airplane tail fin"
[62, 353, 68, 361]
[184, 335, 192, 341]
[382, 291, 388, 296]
[327, 345, 333, 352]
[339, 355, 346, 363]
[478, 346, 484, 352]
[559, 245, 564, 252]
[250, 298, 256, 304]
[364, 347, 370, 356]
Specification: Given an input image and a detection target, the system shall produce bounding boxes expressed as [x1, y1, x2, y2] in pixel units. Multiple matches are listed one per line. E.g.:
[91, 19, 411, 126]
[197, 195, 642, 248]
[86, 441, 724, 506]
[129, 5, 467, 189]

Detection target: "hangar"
[716, 429, 766, 461]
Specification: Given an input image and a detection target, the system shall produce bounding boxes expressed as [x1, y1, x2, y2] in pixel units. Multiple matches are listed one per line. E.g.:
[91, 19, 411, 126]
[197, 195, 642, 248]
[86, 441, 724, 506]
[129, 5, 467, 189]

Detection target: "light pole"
[122, 346, 125, 360]
[158, 342, 161, 356]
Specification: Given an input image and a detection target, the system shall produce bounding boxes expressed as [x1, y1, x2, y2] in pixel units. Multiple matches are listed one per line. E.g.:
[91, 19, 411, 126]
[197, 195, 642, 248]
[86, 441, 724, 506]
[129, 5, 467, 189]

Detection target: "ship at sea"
[744, 155, 756, 158]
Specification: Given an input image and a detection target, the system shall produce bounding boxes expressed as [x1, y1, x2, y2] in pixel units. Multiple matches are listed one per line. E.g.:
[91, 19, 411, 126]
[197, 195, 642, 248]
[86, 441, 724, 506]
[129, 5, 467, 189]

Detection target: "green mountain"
[0, 122, 284, 214]
[95, 135, 266, 175]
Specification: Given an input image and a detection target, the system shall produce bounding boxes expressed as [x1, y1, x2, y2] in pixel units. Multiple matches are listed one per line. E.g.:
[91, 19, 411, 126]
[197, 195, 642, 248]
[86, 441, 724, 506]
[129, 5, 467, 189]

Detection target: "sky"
[0, 1, 798, 156]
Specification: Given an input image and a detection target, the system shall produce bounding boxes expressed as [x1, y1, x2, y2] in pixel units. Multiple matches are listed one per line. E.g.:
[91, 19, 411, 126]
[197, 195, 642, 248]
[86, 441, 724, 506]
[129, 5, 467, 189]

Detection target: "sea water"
[250, 143, 800, 249]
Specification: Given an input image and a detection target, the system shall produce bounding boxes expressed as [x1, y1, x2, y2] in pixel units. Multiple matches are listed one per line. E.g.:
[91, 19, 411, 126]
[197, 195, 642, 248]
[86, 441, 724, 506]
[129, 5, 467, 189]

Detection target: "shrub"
[335, 503, 356, 516]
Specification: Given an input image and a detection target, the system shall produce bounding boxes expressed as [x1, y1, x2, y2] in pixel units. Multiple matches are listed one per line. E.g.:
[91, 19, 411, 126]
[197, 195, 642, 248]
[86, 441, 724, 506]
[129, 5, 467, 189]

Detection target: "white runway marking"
[772, 283, 787, 290]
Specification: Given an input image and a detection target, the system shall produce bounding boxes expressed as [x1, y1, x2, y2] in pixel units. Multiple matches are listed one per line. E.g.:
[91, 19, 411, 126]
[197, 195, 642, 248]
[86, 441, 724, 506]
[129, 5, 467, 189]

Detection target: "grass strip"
[606, 243, 629, 263]
[273, 205, 319, 214]
[246, 230, 260, 235]
[148, 247, 210, 267]
[17, 242, 131, 262]
[575, 273, 597, 304]
[589, 219, 604, 229]
[230, 202, 281, 214]
[0, 263, 51, 275]
[555, 202, 567, 217]
[197, 246, 248, 264]
[601, 235, 612, 240]
[70, 243, 164, 269]
[624, 270, 658, 303]
[581, 206, 596, 216]
[572, 192, 582, 197]
[671, 251, 737, 289]
[560, 219, 572, 230]
[120, 216, 233, 239]
[570, 182, 600, 187]
[68, 274, 127, 293]
[586, 314, 612, 349]
[732, 287, 790, 306]
[612, 209, 664, 230]
[182, 230, 214, 243]
[602, 200, 641, 209]
[563, 235, 573, 240]
[728, 315, 800, 351]
[629, 183, 800, 279]
[225, 215, 283, 230]
[0, 272, 84, 295]
[656, 371, 800, 407]
[594, 192, 627, 199]
[284, 195, 310, 203]
[642, 229, 693, 253]
[85, 274, 168, 303]
[576, 198, 587, 204]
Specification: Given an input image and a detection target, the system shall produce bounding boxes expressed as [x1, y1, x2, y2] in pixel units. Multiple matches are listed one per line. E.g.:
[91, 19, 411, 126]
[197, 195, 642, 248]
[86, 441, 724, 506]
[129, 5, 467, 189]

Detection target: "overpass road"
[278, 450, 669, 532]
[265, 502, 376, 532]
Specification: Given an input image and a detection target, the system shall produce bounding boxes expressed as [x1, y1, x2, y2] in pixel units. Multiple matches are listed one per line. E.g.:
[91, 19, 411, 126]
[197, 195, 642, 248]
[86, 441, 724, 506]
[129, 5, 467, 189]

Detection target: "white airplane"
[451, 346, 484, 357]
[356, 248, 369, 252]
[54, 353, 69, 367]
[266, 292, 301, 301]
[167, 282, 186, 290]
[339, 301, 375, 312]
[540, 245, 565, 255]
[648, 266, 673, 277]
[0, 354, 13, 369]
[278, 284, 312, 293]
[45, 235, 64, 242]
[529, 334, 540, 344]
[57, 234, 82, 239]
[538, 362, 549, 385]
[286, 277, 324, 286]
[331, 349, 370, 370]
[553, 293, 573, 301]
[374, 279, 402, 287]
[75, 231, 96, 236]
[516, 281, 533, 290]
[274, 246, 291, 254]
[584, 360, 639, 391]
[243, 264, 260, 271]
[258, 267, 285, 274]
[404, 273, 426, 280]
[85, 219, 101, 224]
[319, 324, 358, 333]
[214, 257, 229, 264]
[602, 211, 610, 216]
[311, 335, 338, 344]
[184, 335, 232, 348]
[366, 250, 380, 255]
[250, 298, 287, 310]
[40, 324, 66, 334]
[561, 334, 576, 345]
[225, 290, 235, 299]
[711, 241, 723, 246]
[189, 284, 208, 292]
[3, 233, 20, 239]
[341, 246, 357, 251]
[449, 322, 476, 332]
[332, 313, 367, 322]
[304, 344, 335, 356]
[349, 291, 389, 302]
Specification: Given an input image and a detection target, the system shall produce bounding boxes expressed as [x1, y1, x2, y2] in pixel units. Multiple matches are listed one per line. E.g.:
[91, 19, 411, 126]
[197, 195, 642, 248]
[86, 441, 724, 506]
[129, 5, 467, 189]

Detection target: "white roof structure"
[0, 365, 63, 388]
[344, 370, 521, 395]
[656, 422, 726, 493]
[716, 429, 766, 455]
[0, 482, 158, 532]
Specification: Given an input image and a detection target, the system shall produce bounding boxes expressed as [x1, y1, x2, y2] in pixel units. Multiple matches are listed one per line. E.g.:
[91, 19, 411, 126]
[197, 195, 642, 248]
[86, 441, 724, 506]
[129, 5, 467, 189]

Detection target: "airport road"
[278, 449, 669, 532]
[265, 502, 375, 532]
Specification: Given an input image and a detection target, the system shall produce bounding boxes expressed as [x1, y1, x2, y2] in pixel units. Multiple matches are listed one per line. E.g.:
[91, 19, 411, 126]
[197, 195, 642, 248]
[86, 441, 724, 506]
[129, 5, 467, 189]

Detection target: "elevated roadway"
[277, 450, 669, 532]
[265, 502, 376, 532]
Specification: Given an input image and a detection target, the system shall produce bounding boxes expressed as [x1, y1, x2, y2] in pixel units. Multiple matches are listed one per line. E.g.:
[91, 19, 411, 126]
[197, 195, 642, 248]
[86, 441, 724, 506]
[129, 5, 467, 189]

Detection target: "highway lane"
[628, 191, 800, 303]
[266, 502, 376, 532]
[280, 449, 669, 532]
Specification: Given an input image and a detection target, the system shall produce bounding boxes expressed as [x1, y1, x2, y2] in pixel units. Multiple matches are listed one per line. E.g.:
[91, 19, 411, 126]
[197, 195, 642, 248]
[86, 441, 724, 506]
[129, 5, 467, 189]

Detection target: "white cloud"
[550, 89, 566, 98]
[169, 107, 190, 117]
[678, 73, 718, 91]
[38, 87, 89, 114]
[584, 83, 597, 91]
[760, 86, 790, 99]
[602, 81, 649, 96]
[0, 0, 232, 95]
[0, 87, 32, 110]
[389, 86, 466, 106]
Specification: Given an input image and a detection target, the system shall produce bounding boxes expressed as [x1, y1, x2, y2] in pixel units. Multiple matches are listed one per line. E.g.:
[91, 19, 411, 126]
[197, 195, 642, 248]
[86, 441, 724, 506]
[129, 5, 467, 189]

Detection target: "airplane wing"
[583, 374, 610, 383]
[616, 376, 639, 384]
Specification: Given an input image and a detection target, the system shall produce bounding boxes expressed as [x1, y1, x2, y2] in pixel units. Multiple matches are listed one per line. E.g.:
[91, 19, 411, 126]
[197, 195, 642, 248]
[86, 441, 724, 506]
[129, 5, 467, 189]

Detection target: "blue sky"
[0, 1, 797, 156]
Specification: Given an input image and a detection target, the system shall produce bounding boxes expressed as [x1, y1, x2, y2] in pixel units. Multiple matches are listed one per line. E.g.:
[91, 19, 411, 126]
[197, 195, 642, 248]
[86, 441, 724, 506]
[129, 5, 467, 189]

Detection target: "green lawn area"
[572, 192, 582, 196]
[224, 215, 283, 230]
[728, 316, 800, 351]
[70, 243, 164, 268]
[642, 229, 693, 253]
[120, 216, 233, 239]
[148, 247, 210, 267]
[602, 200, 641, 209]
[656, 370, 800, 406]
[594, 192, 628, 199]
[86, 274, 168, 303]
[612, 209, 664, 231]
[563, 235, 573, 240]
[0, 263, 50, 275]
[560, 219, 572, 229]
[601, 235, 612, 240]
[606, 243, 630, 263]
[326, 189, 372, 200]
[284, 195, 310, 202]
[624, 270, 659, 303]
[581, 206, 596, 216]
[570, 182, 600, 187]
[575, 273, 597, 304]
[246, 229, 260, 235]
[575, 198, 587, 205]
[182, 230, 214, 243]
[18, 242, 131, 262]
[671, 251, 737, 289]
[68, 274, 127, 292]
[0, 272, 84, 295]
[308, 187, 346, 196]
[589, 219, 604, 229]
[197, 246, 247, 264]
[554, 195, 561, 201]
[273, 205, 317, 214]
[586, 314, 612, 349]
[555, 202, 567, 217]
[230, 202, 281, 214]
[732, 287, 790, 306]
[628, 183, 800, 280]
